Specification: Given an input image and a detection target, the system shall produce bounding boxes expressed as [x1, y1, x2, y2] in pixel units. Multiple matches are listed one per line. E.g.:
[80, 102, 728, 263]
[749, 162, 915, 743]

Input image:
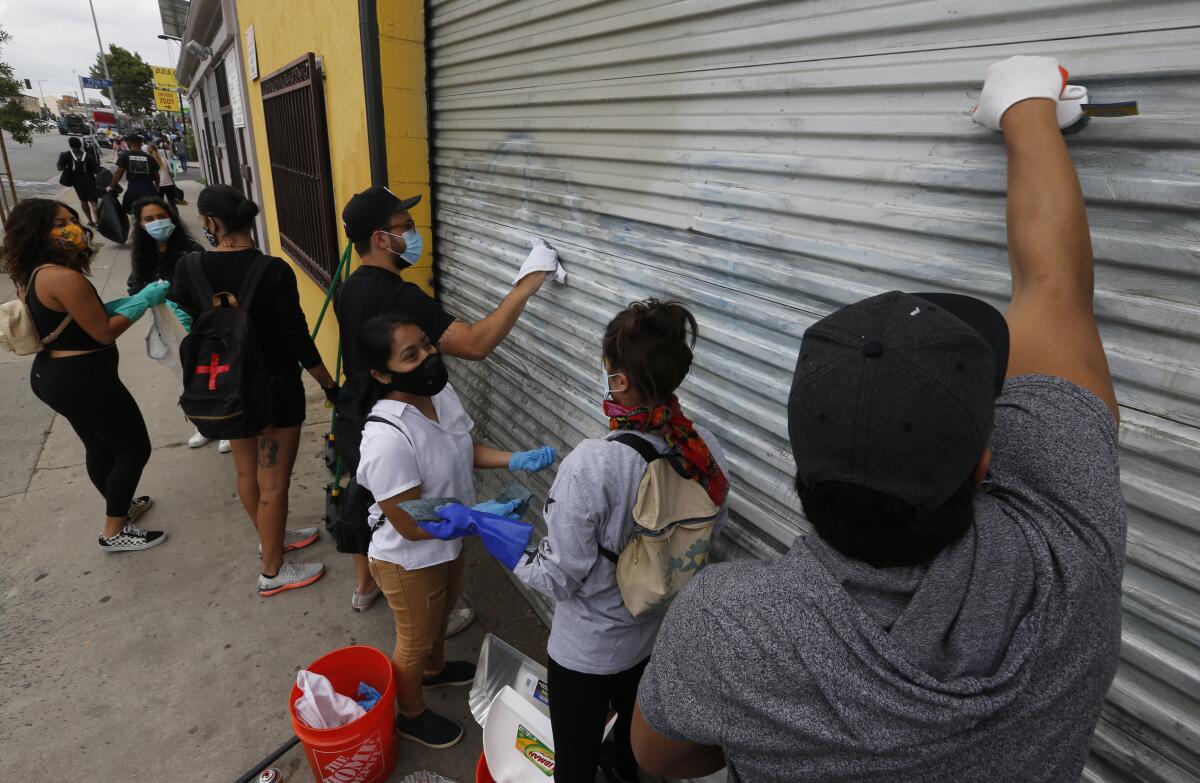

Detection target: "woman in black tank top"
[1, 198, 166, 552]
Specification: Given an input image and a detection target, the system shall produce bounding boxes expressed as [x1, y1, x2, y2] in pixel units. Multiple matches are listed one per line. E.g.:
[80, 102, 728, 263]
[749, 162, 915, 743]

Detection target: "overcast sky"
[0, 0, 181, 109]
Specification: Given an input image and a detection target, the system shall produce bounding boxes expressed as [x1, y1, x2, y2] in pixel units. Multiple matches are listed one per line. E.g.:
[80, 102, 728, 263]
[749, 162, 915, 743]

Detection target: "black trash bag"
[96, 191, 128, 244]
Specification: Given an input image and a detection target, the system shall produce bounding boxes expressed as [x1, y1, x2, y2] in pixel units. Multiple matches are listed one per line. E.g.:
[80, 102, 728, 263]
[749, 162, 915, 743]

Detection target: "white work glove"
[972, 55, 1085, 131]
[512, 237, 567, 285]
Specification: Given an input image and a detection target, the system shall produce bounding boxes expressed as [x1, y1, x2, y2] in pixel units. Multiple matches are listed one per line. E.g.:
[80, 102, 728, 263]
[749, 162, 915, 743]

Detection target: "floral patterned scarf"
[605, 395, 729, 506]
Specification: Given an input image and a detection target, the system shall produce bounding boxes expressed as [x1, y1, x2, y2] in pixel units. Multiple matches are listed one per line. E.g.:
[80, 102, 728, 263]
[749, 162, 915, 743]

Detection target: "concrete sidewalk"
[0, 180, 549, 782]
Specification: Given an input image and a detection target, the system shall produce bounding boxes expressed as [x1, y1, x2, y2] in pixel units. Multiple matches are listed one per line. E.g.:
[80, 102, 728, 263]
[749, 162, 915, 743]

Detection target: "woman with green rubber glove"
[1, 198, 166, 552]
[343, 313, 556, 751]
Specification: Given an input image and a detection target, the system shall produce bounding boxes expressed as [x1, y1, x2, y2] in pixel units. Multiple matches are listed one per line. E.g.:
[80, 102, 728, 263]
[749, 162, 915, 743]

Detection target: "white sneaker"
[446, 606, 475, 638]
[257, 527, 320, 556]
[352, 586, 381, 612]
[188, 430, 210, 448]
[218, 440, 232, 453]
[258, 560, 324, 597]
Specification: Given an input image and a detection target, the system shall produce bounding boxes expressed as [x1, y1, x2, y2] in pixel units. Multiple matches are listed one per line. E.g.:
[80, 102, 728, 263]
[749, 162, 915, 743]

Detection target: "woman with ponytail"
[170, 184, 339, 597]
[346, 314, 555, 750]
[513, 298, 730, 783]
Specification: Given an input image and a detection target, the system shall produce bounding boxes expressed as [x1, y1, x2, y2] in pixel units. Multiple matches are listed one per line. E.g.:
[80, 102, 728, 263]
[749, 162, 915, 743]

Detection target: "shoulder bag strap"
[363, 415, 417, 535]
[26, 265, 74, 344]
[596, 432, 664, 564]
[237, 252, 272, 312]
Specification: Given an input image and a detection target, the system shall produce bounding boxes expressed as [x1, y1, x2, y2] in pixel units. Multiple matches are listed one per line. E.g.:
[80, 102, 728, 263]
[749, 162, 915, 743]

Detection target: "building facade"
[175, 2, 1199, 780]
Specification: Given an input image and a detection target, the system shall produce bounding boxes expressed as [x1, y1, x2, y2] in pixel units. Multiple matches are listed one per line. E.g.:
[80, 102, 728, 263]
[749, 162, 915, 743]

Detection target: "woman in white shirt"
[347, 313, 555, 750]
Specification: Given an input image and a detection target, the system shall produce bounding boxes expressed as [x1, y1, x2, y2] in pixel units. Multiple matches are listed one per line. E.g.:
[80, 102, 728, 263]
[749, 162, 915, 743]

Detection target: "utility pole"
[87, 0, 120, 118]
[36, 80, 50, 115]
[0, 126, 17, 206]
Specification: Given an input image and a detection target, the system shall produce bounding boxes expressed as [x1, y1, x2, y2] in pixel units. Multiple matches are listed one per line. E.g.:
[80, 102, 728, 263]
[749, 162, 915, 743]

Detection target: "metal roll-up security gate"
[425, 2, 1200, 780]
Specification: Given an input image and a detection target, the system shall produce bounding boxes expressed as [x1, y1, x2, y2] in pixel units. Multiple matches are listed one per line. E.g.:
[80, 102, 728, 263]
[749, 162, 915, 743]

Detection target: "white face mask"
[601, 362, 624, 401]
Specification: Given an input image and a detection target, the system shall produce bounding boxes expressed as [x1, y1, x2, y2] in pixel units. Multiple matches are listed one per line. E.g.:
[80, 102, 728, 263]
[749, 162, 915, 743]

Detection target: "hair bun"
[237, 200, 260, 220]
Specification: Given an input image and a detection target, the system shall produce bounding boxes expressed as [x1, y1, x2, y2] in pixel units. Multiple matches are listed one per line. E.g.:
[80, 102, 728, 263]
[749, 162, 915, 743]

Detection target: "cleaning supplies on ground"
[356, 682, 382, 712]
[474, 635, 619, 783]
[399, 773, 459, 783]
[512, 238, 567, 285]
[293, 670, 366, 729]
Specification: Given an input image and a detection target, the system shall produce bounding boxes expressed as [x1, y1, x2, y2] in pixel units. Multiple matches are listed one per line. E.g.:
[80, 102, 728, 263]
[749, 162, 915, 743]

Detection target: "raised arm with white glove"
[972, 55, 1087, 131]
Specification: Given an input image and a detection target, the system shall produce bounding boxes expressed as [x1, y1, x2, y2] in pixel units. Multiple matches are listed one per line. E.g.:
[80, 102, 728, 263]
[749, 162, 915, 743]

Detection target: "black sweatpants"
[31, 348, 151, 518]
[547, 655, 649, 783]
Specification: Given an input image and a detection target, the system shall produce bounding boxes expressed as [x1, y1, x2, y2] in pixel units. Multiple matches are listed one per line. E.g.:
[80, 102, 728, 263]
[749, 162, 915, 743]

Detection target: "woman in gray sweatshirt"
[514, 299, 730, 783]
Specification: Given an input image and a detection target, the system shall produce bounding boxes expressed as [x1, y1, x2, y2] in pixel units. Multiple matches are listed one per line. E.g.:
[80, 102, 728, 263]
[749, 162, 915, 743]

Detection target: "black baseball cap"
[788, 291, 1009, 515]
[342, 186, 421, 242]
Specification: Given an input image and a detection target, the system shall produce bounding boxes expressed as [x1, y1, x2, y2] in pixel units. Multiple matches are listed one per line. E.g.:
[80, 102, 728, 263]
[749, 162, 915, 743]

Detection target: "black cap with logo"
[788, 291, 1009, 515]
[342, 186, 421, 243]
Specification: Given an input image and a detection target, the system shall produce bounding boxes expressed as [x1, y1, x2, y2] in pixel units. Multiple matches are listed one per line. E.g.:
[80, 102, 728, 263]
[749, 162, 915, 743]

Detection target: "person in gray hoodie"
[631, 56, 1124, 782]
[514, 299, 731, 783]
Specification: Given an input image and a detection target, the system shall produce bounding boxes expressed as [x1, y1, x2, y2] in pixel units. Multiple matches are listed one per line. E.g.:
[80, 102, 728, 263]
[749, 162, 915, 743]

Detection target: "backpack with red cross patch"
[177, 251, 274, 439]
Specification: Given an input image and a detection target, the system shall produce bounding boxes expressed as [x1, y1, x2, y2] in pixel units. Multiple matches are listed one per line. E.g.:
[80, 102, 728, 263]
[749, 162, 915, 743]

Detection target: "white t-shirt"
[358, 386, 477, 570]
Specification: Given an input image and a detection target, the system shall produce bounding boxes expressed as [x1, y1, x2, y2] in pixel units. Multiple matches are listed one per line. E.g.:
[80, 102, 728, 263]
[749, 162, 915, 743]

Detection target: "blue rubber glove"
[166, 299, 192, 332]
[104, 280, 169, 323]
[417, 504, 481, 541]
[509, 445, 557, 473]
[423, 503, 534, 569]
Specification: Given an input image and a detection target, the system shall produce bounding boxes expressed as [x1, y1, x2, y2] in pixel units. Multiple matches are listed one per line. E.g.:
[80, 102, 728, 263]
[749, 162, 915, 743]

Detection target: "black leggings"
[31, 348, 151, 518]
[547, 656, 649, 783]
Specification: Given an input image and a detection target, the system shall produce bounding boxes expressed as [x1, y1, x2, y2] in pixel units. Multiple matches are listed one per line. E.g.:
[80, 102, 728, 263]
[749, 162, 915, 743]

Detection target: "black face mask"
[381, 353, 448, 397]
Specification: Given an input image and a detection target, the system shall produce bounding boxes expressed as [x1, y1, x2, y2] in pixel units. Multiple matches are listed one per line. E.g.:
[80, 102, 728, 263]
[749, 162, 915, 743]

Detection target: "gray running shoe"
[258, 561, 324, 597]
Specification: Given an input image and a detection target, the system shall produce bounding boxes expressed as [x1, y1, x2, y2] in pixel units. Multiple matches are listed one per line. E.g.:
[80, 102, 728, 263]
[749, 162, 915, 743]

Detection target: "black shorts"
[269, 371, 307, 429]
[73, 178, 98, 202]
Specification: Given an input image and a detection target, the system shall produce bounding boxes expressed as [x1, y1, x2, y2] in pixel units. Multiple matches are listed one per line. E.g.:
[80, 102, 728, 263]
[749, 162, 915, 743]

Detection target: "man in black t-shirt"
[334, 185, 555, 614]
[108, 134, 160, 213]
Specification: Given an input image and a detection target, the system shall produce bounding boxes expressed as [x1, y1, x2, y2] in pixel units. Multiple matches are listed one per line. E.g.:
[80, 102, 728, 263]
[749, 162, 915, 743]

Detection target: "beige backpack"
[600, 433, 721, 617]
[0, 266, 72, 355]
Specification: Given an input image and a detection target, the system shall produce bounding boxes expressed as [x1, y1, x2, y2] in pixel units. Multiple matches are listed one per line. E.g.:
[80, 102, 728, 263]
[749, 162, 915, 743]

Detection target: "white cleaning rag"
[294, 670, 366, 730]
[145, 303, 189, 383]
[512, 238, 567, 285]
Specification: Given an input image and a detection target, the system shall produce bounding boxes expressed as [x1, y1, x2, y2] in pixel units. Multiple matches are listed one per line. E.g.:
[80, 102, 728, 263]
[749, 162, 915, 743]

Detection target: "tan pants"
[369, 552, 465, 717]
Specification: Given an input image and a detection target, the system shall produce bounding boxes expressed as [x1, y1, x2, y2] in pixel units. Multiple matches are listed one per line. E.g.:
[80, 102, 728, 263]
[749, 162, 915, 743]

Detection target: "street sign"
[152, 66, 179, 90]
[154, 88, 181, 112]
[80, 77, 113, 89]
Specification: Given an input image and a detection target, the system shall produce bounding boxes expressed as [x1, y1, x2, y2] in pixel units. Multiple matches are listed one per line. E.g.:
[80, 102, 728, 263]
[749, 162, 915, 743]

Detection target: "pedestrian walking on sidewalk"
[513, 299, 729, 783]
[144, 143, 178, 208]
[334, 185, 558, 616]
[107, 134, 160, 214]
[56, 137, 100, 227]
[343, 314, 556, 750]
[1, 199, 167, 551]
[169, 185, 341, 597]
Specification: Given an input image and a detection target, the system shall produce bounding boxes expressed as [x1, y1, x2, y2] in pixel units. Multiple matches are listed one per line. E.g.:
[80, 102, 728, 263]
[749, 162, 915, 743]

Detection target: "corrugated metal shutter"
[426, 2, 1200, 780]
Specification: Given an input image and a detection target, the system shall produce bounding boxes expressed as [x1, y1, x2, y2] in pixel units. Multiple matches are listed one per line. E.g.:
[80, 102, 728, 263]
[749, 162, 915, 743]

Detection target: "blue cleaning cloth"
[356, 682, 381, 712]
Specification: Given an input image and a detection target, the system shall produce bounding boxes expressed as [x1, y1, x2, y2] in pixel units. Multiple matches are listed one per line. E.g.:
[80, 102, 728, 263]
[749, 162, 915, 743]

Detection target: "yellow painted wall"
[231, 0, 436, 372]
[378, 0, 435, 295]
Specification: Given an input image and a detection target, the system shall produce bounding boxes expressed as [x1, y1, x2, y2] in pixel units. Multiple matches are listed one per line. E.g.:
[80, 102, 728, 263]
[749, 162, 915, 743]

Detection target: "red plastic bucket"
[288, 645, 398, 783]
[476, 752, 496, 783]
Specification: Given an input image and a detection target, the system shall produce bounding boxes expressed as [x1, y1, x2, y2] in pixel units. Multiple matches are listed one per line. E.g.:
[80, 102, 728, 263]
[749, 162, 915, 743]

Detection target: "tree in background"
[0, 25, 39, 145]
[91, 45, 154, 116]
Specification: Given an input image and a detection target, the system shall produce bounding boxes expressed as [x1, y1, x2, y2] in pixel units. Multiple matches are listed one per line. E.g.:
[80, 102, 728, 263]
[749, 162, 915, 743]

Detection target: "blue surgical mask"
[381, 228, 424, 269]
[400, 228, 424, 265]
[144, 218, 175, 241]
